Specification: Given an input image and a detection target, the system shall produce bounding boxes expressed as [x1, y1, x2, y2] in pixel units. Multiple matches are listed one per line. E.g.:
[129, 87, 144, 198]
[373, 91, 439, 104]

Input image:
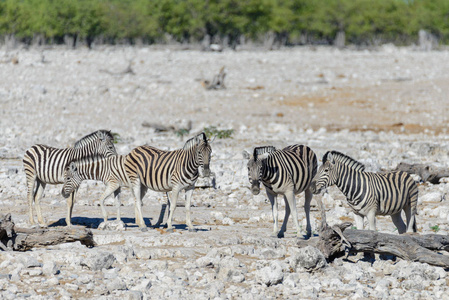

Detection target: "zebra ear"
[327, 153, 335, 164]
[98, 131, 106, 141]
[69, 162, 77, 173]
[242, 150, 251, 160]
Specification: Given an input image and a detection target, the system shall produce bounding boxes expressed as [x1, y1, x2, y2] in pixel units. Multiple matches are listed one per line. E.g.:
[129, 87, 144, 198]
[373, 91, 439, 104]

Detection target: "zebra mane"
[323, 151, 365, 171]
[74, 130, 113, 149]
[183, 132, 207, 150]
[253, 146, 276, 160]
[68, 155, 104, 168]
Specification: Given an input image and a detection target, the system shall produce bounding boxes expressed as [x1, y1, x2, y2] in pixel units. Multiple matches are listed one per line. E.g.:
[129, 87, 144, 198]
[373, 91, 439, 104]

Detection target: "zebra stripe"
[246, 144, 318, 238]
[61, 155, 129, 223]
[310, 151, 418, 233]
[23, 130, 117, 226]
[124, 132, 212, 231]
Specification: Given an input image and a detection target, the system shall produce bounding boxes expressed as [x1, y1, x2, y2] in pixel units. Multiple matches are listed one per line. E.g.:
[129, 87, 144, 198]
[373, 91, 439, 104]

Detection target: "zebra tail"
[409, 181, 419, 232]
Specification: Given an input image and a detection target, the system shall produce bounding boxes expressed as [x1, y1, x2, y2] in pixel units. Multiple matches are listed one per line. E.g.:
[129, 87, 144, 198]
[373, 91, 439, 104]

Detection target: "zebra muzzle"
[251, 182, 260, 195]
[61, 189, 71, 199]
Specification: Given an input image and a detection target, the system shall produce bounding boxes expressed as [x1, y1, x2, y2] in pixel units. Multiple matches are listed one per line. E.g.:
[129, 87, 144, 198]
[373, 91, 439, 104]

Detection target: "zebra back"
[23, 130, 117, 185]
[262, 144, 317, 193]
[125, 133, 211, 192]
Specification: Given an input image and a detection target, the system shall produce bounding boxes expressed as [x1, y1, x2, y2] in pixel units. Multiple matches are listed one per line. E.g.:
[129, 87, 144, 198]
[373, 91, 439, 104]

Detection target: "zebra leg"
[155, 192, 169, 228]
[185, 186, 195, 232]
[304, 189, 313, 238]
[278, 195, 291, 238]
[34, 181, 47, 227]
[27, 178, 37, 225]
[114, 188, 121, 222]
[366, 209, 377, 231]
[131, 182, 146, 228]
[403, 203, 416, 233]
[267, 191, 279, 237]
[167, 187, 181, 233]
[285, 190, 301, 238]
[391, 212, 406, 234]
[66, 191, 75, 227]
[353, 213, 364, 230]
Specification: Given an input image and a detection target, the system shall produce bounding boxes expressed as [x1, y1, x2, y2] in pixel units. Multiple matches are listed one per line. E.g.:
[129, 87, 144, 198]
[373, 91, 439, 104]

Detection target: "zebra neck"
[181, 148, 200, 179]
[260, 160, 272, 182]
[334, 163, 364, 203]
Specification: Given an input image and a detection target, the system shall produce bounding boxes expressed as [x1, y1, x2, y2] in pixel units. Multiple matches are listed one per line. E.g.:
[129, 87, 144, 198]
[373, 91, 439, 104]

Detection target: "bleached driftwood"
[100, 60, 135, 76]
[0, 215, 94, 251]
[393, 162, 449, 184]
[313, 221, 449, 268]
[201, 66, 226, 90]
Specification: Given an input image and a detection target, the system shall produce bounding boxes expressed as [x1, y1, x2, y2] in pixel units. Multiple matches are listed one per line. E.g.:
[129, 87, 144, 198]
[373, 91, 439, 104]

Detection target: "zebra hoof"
[277, 233, 285, 239]
[188, 228, 197, 233]
[140, 227, 148, 232]
[166, 228, 174, 233]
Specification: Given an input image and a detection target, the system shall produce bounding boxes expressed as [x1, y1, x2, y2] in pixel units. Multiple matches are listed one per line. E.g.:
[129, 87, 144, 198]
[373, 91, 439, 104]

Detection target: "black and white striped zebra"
[23, 130, 117, 226]
[61, 155, 128, 224]
[124, 132, 212, 231]
[310, 151, 418, 233]
[244, 145, 318, 238]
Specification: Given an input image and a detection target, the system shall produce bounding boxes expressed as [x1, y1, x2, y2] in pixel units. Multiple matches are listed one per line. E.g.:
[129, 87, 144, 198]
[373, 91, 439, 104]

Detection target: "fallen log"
[392, 162, 449, 184]
[13, 226, 95, 251]
[315, 221, 449, 268]
[1, 215, 95, 251]
[201, 66, 226, 90]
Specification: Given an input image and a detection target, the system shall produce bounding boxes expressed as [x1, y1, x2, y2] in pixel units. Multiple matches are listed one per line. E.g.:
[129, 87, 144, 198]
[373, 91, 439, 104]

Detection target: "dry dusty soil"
[0, 45, 449, 299]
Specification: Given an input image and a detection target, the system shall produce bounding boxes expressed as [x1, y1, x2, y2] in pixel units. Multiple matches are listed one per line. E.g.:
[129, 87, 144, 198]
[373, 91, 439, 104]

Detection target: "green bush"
[0, 0, 448, 46]
[203, 126, 234, 139]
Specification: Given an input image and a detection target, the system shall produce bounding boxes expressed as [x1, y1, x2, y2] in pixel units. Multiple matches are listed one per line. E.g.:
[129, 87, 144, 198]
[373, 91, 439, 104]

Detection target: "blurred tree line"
[0, 0, 448, 48]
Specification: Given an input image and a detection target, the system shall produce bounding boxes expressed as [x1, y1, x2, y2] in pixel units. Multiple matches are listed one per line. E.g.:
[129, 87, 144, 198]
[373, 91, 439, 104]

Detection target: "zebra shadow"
[152, 223, 210, 232]
[49, 217, 153, 229]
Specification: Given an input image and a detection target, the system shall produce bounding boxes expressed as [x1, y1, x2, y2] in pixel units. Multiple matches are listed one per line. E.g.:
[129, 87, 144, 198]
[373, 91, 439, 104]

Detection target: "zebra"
[244, 145, 319, 238]
[309, 151, 418, 234]
[61, 155, 128, 224]
[124, 132, 212, 232]
[23, 130, 117, 227]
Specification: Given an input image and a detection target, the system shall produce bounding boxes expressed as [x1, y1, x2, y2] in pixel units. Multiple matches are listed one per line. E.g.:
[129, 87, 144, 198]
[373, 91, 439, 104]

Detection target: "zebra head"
[246, 146, 275, 195]
[61, 162, 82, 198]
[310, 152, 339, 194]
[74, 130, 117, 157]
[192, 132, 212, 177]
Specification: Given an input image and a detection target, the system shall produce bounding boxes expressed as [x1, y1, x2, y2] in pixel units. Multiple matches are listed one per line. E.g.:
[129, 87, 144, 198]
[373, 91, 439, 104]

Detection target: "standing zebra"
[23, 130, 117, 226]
[61, 155, 128, 224]
[310, 151, 418, 233]
[244, 145, 318, 238]
[124, 132, 212, 232]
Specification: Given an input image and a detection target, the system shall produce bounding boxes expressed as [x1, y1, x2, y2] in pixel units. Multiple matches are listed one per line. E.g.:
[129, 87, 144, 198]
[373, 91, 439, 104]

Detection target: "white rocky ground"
[0, 45, 449, 299]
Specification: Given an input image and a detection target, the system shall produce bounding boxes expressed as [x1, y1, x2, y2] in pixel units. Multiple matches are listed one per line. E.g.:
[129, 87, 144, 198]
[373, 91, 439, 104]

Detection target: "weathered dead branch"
[315, 220, 449, 268]
[142, 120, 192, 133]
[393, 162, 449, 184]
[100, 60, 135, 76]
[1, 215, 94, 251]
[201, 66, 226, 90]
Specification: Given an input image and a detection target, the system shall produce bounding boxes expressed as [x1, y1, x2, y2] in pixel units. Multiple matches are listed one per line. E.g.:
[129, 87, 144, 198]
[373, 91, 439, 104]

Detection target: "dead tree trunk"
[316, 221, 449, 268]
[13, 227, 95, 251]
[201, 66, 226, 90]
[1, 215, 95, 251]
[392, 162, 449, 184]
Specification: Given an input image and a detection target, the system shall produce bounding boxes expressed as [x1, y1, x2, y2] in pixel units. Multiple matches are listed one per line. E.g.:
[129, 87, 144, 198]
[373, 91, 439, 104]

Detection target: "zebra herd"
[23, 129, 418, 237]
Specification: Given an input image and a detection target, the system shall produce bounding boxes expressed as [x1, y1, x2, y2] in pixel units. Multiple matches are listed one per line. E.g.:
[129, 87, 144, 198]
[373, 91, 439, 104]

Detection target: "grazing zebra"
[244, 145, 318, 238]
[23, 130, 117, 226]
[310, 151, 418, 233]
[124, 132, 212, 232]
[61, 155, 128, 224]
